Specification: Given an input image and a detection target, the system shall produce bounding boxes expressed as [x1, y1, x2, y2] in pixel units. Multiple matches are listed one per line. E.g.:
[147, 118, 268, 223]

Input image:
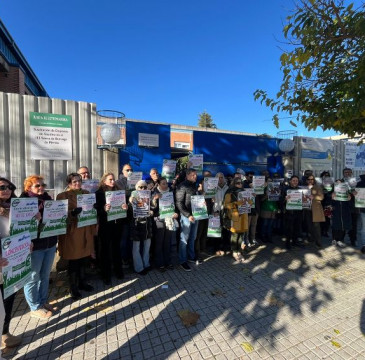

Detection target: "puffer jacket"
[175, 180, 197, 218]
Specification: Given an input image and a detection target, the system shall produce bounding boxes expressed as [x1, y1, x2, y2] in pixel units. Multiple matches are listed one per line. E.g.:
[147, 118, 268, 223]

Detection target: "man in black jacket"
[176, 168, 198, 271]
[356, 174, 365, 253]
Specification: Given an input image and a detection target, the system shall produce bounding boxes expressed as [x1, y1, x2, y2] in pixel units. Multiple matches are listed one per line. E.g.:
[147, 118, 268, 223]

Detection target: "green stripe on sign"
[30, 112, 72, 128]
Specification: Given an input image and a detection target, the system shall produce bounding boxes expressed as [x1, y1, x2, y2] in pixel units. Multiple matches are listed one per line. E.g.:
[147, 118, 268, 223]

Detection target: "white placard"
[105, 190, 127, 221]
[40, 200, 68, 238]
[77, 193, 97, 227]
[138, 133, 159, 147]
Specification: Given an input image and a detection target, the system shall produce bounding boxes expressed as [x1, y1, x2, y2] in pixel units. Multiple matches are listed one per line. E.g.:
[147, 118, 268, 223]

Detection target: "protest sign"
[1, 232, 32, 299]
[131, 190, 151, 218]
[105, 190, 127, 221]
[191, 195, 208, 220]
[77, 193, 97, 227]
[40, 200, 68, 238]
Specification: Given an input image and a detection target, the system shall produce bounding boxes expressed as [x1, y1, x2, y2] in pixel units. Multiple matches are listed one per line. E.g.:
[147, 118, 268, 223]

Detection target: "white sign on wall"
[138, 133, 159, 147]
[30, 112, 72, 160]
[345, 141, 365, 170]
[300, 137, 333, 171]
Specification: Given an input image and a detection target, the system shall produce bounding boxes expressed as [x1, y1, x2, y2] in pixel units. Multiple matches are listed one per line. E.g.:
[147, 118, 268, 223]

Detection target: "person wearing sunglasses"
[223, 177, 248, 262]
[0, 177, 22, 350]
[129, 180, 152, 275]
[57, 173, 96, 300]
[20, 176, 58, 319]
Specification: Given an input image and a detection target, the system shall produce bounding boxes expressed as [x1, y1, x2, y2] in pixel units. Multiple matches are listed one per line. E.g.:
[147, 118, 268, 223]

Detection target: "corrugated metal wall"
[0, 92, 105, 196]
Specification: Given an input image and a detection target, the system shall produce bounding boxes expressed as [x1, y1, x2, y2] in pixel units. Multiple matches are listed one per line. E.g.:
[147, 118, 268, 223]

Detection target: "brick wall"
[0, 65, 26, 94]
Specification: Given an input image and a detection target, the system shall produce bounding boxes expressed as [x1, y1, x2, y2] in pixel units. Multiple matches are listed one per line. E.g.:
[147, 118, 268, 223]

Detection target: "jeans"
[261, 218, 274, 238]
[179, 215, 198, 263]
[23, 245, 56, 311]
[132, 239, 151, 273]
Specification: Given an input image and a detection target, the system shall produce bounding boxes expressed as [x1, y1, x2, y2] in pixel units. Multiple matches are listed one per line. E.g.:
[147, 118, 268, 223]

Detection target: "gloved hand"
[71, 207, 83, 216]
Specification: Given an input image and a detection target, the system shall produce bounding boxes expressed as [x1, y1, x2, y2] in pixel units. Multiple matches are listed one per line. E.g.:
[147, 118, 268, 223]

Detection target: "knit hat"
[135, 180, 148, 190]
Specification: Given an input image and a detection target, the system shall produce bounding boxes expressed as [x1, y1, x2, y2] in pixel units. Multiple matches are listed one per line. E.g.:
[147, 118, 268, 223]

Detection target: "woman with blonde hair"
[20, 175, 57, 319]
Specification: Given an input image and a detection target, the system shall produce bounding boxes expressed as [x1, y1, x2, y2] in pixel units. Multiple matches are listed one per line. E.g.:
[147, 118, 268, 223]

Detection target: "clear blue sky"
[1, 0, 340, 137]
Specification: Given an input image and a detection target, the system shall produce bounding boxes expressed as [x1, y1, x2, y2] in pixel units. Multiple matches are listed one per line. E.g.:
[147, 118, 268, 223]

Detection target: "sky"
[1, 0, 342, 138]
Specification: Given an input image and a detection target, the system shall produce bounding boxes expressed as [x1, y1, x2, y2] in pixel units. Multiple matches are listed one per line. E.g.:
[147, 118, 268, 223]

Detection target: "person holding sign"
[0, 178, 22, 349]
[20, 175, 58, 319]
[95, 173, 127, 285]
[151, 177, 178, 272]
[281, 176, 304, 250]
[175, 169, 199, 272]
[56, 173, 96, 300]
[129, 180, 153, 275]
[302, 176, 325, 248]
[356, 174, 365, 253]
[223, 177, 248, 262]
[331, 180, 352, 248]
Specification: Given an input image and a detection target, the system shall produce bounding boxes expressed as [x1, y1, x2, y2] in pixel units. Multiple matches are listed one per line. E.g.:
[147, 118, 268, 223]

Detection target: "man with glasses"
[115, 164, 134, 269]
[77, 166, 91, 180]
[176, 168, 199, 271]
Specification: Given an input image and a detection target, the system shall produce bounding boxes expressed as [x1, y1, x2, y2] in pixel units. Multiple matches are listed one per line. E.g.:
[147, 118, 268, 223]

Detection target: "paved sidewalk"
[4, 237, 365, 360]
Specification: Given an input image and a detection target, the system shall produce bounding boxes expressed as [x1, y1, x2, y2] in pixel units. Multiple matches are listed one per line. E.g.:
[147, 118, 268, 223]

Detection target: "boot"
[1, 333, 22, 348]
[79, 266, 94, 292]
[69, 272, 82, 300]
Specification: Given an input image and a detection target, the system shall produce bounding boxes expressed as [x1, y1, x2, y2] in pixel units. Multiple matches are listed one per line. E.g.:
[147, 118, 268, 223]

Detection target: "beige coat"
[311, 184, 325, 223]
[56, 189, 96, 260]
[224, 192, 248, 233]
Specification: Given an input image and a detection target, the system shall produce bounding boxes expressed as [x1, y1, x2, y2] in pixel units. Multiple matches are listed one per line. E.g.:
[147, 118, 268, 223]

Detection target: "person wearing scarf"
[151, 177, 178, 272]
[57, 173, 96, 300]
[20, 175, 58, 319]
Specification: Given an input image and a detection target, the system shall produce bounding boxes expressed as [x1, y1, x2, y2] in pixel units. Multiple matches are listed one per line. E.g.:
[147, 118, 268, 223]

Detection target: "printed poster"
[131, 190, 151, 218]
[244, 188, 256, 209]
[105, 190, 127, 221]
[82, 179, 99, 193]
[188, 154, 203, 175]
[204, 177, 219, 198]
[77, 193, 97, 227]
[237, 191, 254, 214]
[191, 195, 208, 220]
[127, 172, 143, 190]
[267, 182, 281, 201]
[30, 112, 72, 160]
[1, 232, 32, 299]
[207, 215, 221, 238]
[252, 176, 265, 195]
[355, 188, 365, 208]
[299, 187, 312, 209]
[334, 183, 350, 201]
[286, 190, 302, 210]
[40, 200, 68, 238]
[345, 141, 365, 170]
[300, 137, 333, 171]
[161, 159, 177, 183]
[159, 192, 175, 219]
[9, 198, 39, 239]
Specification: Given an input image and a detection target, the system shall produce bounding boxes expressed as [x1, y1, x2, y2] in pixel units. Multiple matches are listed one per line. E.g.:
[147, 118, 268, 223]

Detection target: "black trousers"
[0, 285, 16, 334]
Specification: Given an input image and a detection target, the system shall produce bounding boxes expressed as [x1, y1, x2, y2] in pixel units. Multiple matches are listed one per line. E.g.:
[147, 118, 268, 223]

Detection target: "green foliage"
[254, 0, 365, 138]
[198, 111, 217, 128]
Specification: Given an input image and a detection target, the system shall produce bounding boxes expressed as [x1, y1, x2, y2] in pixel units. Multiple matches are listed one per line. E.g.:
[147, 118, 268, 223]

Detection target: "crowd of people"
[0, 164, 364, 355]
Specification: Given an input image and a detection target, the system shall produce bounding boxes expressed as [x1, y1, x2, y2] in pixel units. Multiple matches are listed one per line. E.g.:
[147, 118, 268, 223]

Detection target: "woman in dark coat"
[95, 172, 127, 284]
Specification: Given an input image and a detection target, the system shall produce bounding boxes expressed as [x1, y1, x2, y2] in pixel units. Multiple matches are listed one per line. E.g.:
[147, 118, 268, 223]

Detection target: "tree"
[198, 111, 217, 128]
[254, 0, 365, 139]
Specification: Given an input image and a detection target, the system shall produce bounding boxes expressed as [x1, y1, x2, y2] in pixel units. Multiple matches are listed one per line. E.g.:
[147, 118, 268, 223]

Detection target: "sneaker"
[332, 240, 337, 246]
[180, 262, 191, 272]
[195, 258, 203, 265]
[187, 259, 196, 264]
[252, 239, 259, 247]
[137, 269, 148, 276]
[158, 266, 166, 273]
[1, 333, 22, 348]
[337, 241, 346, 248]
[30, 307, 52, 320]
[166, 264, 174, 270]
